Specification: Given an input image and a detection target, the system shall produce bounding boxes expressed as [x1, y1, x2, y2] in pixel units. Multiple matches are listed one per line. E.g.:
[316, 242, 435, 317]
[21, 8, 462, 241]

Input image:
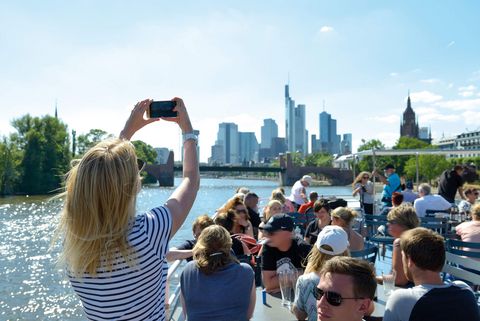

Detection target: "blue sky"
[1, 1, 480, 162]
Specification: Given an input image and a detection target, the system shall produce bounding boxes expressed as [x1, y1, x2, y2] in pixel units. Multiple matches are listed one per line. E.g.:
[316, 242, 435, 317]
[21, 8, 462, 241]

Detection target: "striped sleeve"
[144, 206, 172, 258]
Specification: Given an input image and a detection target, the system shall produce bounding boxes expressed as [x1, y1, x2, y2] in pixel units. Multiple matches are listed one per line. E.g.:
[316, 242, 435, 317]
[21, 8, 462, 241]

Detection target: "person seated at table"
[331, 207, 364, 251]
[166, 215, 214, 262]
[456, 203, 480, 244]
[377, 204, 419, 287]
[271, 188, 295, 213]
[413, 183, 451, 217]
[299, 191, 319, 214]
[258, 200, 283, 240]
[458, 186, 479, 215]
[214, 210, 250, 257]
[315, 256, 377, 321]
[292, 226, 350, 321]
[304, 199, 331, 245]
[383, 227, 480, 321]
[218, 195, 254, 238]
[402, 180, 418, 204]
[180, 225, 256, 321]
[379, 192, 404, 216]
[260, 214, 312, 293]
[244, 192, 261, 239]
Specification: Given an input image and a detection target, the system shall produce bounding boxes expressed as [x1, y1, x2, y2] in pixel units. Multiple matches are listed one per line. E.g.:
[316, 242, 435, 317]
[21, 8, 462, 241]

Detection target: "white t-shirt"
[413, 194, 451, 217]
[289, 180, 306, 205]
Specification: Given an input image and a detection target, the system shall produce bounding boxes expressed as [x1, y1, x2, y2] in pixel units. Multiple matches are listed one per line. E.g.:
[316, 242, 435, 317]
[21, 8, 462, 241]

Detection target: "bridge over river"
[143, 152, 353, 186]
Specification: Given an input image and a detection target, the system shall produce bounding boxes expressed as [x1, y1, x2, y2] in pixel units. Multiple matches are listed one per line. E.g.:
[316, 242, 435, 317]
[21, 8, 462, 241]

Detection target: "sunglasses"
[137, 159, 146, 171]
[362, 176, 369, 179]
[387, 220, 399, 225]
[313, 288, 364, 306]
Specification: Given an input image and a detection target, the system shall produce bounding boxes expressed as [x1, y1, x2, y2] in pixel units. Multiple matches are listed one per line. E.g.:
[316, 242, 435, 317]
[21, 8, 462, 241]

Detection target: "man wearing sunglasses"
[315, 256, 376, 321]
[383, 227, 480, 321]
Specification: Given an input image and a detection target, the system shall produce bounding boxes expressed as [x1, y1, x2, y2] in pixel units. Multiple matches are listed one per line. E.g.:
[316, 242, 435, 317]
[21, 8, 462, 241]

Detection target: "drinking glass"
[382, 270, 396, 300]
[278, 269, 300, 309]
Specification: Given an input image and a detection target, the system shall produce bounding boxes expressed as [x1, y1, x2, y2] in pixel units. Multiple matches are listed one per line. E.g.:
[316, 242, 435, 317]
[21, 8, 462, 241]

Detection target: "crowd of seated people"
[171, 182, 480, 321]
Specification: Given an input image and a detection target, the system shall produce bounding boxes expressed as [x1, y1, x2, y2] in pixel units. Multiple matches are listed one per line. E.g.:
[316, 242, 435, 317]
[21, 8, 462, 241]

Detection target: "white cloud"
[389, 72, 398, 77]
[319, 26, 334, 33]
[447, 41, 455, 48]
[458, 85, 477, 97]
[409, 91, 443, 103]
[420, 78, 440, 84]
[435, 98, 480, 111]
[462, 110, 480, 125]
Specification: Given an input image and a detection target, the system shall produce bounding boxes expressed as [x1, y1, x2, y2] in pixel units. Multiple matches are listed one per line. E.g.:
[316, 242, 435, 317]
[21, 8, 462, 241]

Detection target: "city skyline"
[1, 1, 480, 162]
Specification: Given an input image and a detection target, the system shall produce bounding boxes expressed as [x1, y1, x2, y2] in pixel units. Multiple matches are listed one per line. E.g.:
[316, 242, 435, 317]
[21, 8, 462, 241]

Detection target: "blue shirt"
[382, 173, 401, 199]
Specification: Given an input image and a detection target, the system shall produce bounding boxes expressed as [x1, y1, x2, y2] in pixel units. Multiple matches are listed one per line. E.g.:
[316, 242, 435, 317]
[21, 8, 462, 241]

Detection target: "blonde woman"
[271, 188, 295, 213]
[258, 200, 283, 240]
[292, 226, 350, 321]
[331, 207, 364, 251]
[180, 225, 256, 321]
[377, 204, 420, 287]
[352, 171, 375, 214]
[56, 98, 199, 321]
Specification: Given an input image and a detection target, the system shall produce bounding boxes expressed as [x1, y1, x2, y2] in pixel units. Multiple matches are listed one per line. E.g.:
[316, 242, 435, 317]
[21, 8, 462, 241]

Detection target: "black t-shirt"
[261, 236, 312, 272]
[305, 219, 324, 245]
[231, 237, 245, 257]
[409, 285, 480, 321]
[438, 170, 464, 203]
[177, 239, 196, 262]
[247, 207, 261, 228]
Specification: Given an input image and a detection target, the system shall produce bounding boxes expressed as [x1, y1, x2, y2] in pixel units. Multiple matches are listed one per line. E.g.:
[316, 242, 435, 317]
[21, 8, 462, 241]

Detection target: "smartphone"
[147, 101, 178, 118]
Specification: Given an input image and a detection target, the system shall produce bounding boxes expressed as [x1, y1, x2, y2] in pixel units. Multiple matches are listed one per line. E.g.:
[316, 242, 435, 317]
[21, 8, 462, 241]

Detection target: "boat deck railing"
[167, 259, 185, 321]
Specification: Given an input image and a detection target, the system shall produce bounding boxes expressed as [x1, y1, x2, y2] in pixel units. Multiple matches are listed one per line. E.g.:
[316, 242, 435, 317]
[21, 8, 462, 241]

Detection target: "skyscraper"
[261, 119, 278, 149]
[319, 111, 341, 154]
[285, 84, 295, 152]
[341, 133, 352, 155]
[217, 122, 239, 164]
[285, 84, 307, 154]
[239, 132, 259, 163]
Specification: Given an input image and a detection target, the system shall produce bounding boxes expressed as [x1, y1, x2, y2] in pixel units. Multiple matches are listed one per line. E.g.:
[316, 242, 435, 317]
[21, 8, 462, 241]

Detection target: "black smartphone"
[147, 101, 178, 118]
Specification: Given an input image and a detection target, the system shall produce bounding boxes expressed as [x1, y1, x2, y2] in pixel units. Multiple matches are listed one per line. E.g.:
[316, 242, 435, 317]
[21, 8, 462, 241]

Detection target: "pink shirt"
[456, 220, 480, 243]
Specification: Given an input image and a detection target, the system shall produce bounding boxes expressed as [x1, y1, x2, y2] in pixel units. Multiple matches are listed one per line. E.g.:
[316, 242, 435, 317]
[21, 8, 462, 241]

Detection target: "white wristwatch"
[182, 132, 198, 144]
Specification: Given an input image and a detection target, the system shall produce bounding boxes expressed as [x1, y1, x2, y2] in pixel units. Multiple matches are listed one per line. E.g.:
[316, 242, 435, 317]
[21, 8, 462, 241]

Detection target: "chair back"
[446, 239, 480, 259]
[442, 252, 480, 285]
[363, 214, 388, 238]
[420, 216, 449, 237]
[351, 242, 378, 264]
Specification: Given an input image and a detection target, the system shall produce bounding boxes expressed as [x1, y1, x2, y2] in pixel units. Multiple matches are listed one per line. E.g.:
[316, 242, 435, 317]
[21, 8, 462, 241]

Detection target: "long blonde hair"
[193, 225, 238, 275]
[304, 245, 349, 274]
[352, 171, 370, 187]
[57, 138, 141, 276]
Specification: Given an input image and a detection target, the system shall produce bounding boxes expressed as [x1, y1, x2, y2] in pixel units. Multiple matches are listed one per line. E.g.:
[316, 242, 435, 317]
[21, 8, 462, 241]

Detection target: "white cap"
[302, 175, 313, 184]
[315, 225, 349, 255]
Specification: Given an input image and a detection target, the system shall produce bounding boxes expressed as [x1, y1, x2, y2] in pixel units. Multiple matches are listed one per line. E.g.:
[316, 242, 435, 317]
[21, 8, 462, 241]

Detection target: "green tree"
[392, 137, 431, 176]
[356, 139, 387, 173]
[404, 155, 450, 184]
[0, 137, 21, 195]
[132, 140, 158, 184]
[11, 114, 71, 194]
[76, 129, 112, 156]
[304, 153, 333, 167]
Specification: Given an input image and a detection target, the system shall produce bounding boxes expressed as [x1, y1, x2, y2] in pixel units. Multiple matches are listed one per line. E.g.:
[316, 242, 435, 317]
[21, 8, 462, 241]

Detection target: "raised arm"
[119, 98, 200, 239]
[161, 98, 200, 238]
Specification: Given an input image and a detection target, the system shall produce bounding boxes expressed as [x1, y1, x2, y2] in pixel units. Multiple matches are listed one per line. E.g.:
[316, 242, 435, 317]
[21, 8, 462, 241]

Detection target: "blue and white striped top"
[68, 206, 172, 321]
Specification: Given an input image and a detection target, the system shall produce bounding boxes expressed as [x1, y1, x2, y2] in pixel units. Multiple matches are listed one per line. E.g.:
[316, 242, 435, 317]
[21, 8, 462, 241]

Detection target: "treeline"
[0, 114, 158, 196]
[355, 137, 480, 185]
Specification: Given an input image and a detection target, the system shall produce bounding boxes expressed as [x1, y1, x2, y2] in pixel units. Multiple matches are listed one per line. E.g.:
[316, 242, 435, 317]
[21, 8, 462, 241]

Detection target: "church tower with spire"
[400, 93, 419, 138]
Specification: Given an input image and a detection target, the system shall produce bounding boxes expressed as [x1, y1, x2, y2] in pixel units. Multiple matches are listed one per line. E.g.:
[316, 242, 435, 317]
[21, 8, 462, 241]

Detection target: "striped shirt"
[68, 206, 172, 321]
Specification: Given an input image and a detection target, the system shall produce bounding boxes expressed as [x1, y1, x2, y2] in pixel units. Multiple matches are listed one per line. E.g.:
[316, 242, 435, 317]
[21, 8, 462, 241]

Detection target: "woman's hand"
[159, 97, 193, 133]
[120, 99, 158, 140]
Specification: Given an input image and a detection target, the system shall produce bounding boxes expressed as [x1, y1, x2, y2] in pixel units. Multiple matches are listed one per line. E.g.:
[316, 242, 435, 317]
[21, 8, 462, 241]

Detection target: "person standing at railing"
[55, 98, 199, 321]
[352, 172, 375, 214]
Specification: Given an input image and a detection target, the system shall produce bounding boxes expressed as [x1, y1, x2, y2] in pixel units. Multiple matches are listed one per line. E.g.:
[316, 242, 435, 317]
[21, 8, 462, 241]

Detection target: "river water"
[0, 178, 353, 320]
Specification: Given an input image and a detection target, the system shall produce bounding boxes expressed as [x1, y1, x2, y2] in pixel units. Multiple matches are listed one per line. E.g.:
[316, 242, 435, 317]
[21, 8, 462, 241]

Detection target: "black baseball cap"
[259, 214, 294, 232]
[384, 164, 395, 170]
